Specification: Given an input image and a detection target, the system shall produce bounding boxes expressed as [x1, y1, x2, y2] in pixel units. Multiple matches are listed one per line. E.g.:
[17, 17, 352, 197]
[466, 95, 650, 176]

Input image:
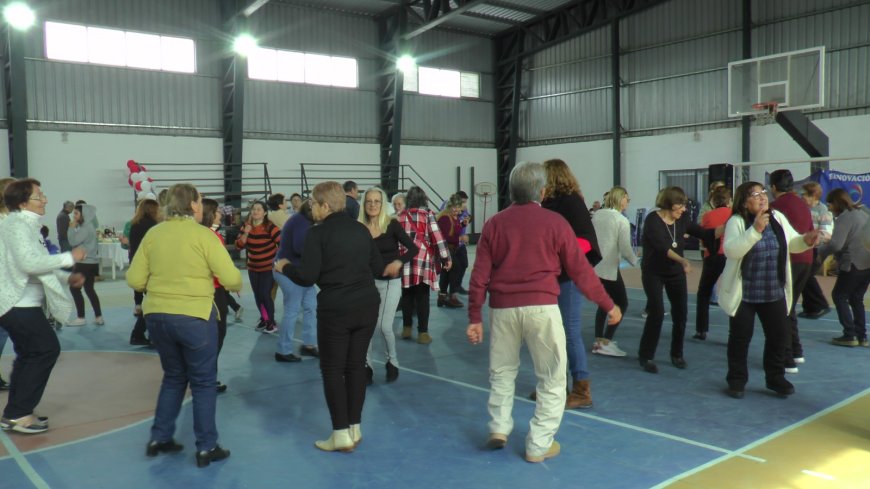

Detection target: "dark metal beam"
[611, 20, 621, 186]
[775, 111, 830, 168]
[4, 27, 29, 177]
[377, 8, 407, 195]
[497, 0, 672, 66]
[740, 0, 751, 168]
[221, 0, 245, 207]
[403, 0, 488, 39]
[493, 30, 524, 210]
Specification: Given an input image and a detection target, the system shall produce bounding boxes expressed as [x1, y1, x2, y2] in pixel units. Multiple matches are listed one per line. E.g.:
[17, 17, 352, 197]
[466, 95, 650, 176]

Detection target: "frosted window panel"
[403, 65, 418, 92]
[248, 47, 278, 80]
[161, 36, 196, 73]
[305, 53, 334, 86]
[125, 32, 161, 70]
[460, 72, 479, 98]
[331, 56, 358, 88]
[87, 27, 126, 66]
[276, 50, 305, 83]
[440, 70, 461, 98]
[418, 67, 442, 96]
[45, 22, 88, 62]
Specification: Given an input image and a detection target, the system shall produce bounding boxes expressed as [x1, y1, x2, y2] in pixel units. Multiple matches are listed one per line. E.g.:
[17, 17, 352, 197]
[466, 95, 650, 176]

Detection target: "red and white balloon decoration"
[126, 160, 157, 200]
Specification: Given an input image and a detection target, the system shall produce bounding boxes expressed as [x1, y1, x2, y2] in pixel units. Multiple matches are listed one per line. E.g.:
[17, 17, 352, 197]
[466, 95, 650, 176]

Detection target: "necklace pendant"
[672, 241, 678, 248]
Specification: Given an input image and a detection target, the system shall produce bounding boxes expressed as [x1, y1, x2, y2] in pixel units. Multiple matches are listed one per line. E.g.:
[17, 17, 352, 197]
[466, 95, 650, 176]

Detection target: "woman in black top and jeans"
[638, 187, 707, 373]
[127, 199, 160, 345]
[275, 181, 385, 453]
[359, 187, 418, 383]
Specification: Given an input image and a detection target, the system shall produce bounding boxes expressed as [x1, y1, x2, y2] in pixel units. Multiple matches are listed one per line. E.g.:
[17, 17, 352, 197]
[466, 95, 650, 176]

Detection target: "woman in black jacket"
[127, 199, 160, 345]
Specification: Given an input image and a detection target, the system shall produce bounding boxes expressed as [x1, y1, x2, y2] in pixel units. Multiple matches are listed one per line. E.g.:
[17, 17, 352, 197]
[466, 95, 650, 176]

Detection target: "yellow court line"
[662, 392, 870, 489]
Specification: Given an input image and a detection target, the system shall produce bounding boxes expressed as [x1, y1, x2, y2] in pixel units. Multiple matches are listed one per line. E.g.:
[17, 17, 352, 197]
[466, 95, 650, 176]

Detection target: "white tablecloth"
[98, 242, 128, 279]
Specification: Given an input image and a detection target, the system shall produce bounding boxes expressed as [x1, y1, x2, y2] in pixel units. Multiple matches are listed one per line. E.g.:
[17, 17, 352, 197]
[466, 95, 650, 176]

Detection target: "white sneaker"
[793, 357, 805, 364]
[234, 306, 244, 323]
[94, 317, 105, 326]
[67, 317, 86, 327]
[595, 339, 627, 357]
[785, 366, 799, 374]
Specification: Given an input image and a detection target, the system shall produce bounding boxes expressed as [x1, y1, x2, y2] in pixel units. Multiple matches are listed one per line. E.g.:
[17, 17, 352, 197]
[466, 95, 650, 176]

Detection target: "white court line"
[649, 386, 870, 488]
[378, 361, 763, 462]
[0, 430, 52, 489]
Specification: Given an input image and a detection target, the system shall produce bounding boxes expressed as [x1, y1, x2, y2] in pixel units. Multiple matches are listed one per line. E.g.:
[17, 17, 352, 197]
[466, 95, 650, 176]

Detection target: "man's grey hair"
[63, 200, 75, 211]
[509, 162, 547, 204]
[391, 192, 405, 204]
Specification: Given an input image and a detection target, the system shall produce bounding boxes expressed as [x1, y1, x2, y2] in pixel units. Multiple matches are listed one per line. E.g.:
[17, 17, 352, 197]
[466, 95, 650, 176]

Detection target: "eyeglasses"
[749, 189, 768, 200]
[29, 194, 47, 202]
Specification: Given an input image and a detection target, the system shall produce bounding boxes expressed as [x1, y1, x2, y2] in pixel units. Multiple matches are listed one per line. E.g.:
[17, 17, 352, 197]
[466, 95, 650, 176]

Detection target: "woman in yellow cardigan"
[127, 184, 242, 468]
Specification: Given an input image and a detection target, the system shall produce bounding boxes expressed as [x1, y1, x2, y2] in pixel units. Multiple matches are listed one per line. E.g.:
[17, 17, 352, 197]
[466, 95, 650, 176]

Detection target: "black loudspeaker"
[708, 163, 735, 191]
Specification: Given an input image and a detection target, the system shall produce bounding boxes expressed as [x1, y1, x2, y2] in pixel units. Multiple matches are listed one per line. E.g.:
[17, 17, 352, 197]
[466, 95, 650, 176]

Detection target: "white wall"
[0, 130, 8, 178]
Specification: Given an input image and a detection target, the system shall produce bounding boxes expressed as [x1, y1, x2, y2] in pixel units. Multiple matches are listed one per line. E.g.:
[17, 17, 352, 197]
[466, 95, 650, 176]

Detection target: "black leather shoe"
[0, 377, 9, 391]
[798, 307, 830, 319]
[300, 345, 320, 357]
[385, 361, 399, 383]
[766, 380, 795, 397]
[196, 445, 230, 468]
[725, 387, 744, 399]
[692, 332, 706, 341]
[639, 358, 658, 374]
[274, 352, 302, 363]
[216, 382, 227, 393]
[365, 364, 374, 386]
[146, 439, 184, 457]
[670, 356, 688, 369]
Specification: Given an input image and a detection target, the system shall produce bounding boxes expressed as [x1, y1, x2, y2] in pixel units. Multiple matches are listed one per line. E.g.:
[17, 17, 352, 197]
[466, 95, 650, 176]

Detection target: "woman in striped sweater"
[236, 201, 281, 334]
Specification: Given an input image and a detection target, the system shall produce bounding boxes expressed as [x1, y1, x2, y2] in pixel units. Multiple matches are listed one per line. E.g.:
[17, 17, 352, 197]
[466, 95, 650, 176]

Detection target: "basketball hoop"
[474, 182, 496, 224]
[751, 101, 779, 126]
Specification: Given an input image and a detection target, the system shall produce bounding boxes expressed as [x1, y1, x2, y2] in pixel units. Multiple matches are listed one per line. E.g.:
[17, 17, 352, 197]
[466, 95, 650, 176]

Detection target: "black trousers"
[214, 286, 229, 353]
[70, 262, 102, 318]
[638, 271, 688, 361]
[831, 265, 870, 339]
[438, 247, 462, 294]
[402, 283, 431, 332]
[0, 307, 61, 419]
[785, 262, 812, 361]
[726, 299, 789, 389]
[595, 272, 628, 339]
[318, 304, 378, 429]
[225, 290, 241, 313]
[695, 254, 727, 334]
[800, 249, 829, 313]
[248, 270, 275, 322]
[454, 245, 469, 288]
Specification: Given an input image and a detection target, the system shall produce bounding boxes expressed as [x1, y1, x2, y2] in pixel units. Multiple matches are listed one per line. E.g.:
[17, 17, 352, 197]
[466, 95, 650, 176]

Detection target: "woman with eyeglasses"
[0, 179, 87, 433]
[819, 188, 870, 347]
[638, 186, 708, 374]
[719, 182, 818, 399]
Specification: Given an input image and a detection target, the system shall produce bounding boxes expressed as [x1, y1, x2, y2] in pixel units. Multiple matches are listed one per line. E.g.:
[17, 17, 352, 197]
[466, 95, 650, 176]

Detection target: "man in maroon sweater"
[769, 169, 814, 372]
[466, 162, 621, 463]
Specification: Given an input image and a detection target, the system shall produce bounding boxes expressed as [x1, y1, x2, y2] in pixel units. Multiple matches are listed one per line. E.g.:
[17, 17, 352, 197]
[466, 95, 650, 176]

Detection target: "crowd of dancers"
[0, 161, 868, 465]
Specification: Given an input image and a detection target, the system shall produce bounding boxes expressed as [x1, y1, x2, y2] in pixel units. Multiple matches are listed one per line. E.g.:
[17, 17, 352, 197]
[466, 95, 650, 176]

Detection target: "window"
[248, 47, 358, 88]
[404, 66, 480, 99]
[44, 21, 196, 73]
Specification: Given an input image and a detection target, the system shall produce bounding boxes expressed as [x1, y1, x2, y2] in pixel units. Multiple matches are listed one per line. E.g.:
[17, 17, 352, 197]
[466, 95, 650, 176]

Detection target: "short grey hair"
[509, 162, 547, 204]
[391, 192, 405, 205]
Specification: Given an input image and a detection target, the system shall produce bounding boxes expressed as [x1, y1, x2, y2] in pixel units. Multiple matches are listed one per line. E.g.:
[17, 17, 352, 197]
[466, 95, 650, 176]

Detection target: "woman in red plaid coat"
[398, 187, 452, 345]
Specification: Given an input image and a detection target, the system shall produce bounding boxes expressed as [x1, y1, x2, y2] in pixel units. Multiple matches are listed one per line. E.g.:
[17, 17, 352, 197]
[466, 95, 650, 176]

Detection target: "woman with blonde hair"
[127, 183, 241, 466]
[359, 187, 418, 383]
[591, 186, 638, 357]
[276, 181, 384, 452]
[539, 158, 601, 409]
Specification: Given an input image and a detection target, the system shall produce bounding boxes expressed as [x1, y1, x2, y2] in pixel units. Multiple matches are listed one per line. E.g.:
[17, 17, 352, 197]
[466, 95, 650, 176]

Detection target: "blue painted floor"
[0, 261, 866, 489]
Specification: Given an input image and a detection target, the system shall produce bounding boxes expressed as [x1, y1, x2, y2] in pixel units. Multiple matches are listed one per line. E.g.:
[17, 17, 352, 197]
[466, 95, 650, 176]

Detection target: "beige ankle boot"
[349, 424, 362, 447]
[314, 429, 355, 452]
[565, 379, 592, 409]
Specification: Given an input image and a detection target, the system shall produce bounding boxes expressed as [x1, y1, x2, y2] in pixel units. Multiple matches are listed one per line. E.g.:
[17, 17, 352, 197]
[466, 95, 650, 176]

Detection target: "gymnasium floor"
[1, 250, 869, 489]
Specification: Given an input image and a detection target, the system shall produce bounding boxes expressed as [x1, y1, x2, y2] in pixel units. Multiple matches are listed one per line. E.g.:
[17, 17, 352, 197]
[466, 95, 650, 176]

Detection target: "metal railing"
[141, 162, 272, 205]
[299, 163, 445, 207]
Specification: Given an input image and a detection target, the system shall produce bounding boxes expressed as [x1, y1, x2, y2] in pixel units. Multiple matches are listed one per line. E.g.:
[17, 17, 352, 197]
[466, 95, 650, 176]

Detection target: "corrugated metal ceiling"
[271, 0, 577, 36]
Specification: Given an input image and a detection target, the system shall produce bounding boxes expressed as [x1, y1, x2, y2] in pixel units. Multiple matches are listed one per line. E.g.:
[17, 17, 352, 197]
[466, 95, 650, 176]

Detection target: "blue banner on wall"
[769, 169, 870, 207]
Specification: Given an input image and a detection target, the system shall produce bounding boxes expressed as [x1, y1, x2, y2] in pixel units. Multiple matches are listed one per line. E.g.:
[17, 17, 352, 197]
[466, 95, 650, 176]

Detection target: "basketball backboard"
[728, 46, 825, 117]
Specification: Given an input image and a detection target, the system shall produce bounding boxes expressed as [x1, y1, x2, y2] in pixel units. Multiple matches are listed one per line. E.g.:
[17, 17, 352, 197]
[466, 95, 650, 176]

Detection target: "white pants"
[367, 278, 402, 366]
[487, 305, 566, 457]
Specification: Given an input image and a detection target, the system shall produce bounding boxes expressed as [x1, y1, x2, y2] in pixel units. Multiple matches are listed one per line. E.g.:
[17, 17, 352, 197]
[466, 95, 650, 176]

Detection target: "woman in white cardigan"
[591, 186, 638, 357]
[0, 179, 86, 433]
[719, 181, 818, 400]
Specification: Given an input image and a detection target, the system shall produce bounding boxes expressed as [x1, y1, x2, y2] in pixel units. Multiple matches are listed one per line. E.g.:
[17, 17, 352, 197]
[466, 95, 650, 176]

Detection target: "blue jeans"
[273, 271, 317, 354]
[146, 311, 219, 451]
[557, 281, 589, 381]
